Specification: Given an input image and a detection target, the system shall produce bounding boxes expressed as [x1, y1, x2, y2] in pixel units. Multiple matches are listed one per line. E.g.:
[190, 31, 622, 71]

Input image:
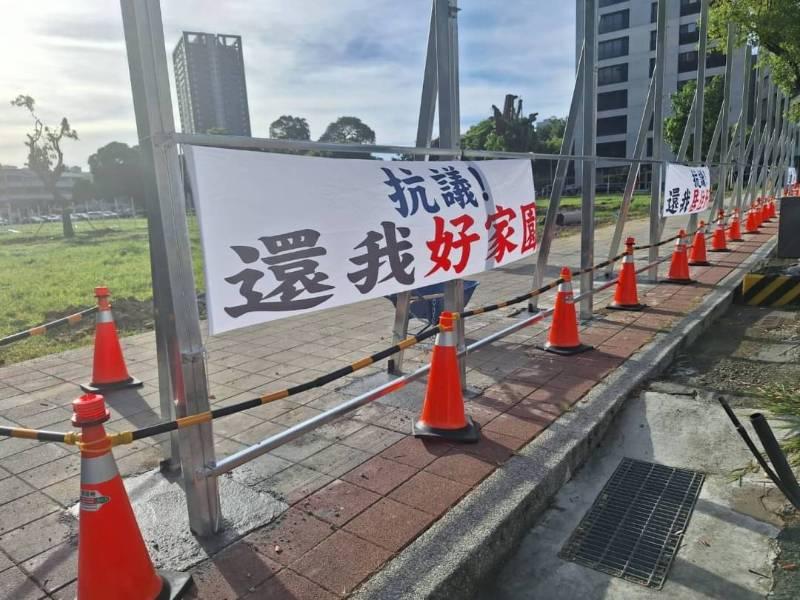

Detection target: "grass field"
[0, 193, 652, 365]
[0, 217, 204, 365]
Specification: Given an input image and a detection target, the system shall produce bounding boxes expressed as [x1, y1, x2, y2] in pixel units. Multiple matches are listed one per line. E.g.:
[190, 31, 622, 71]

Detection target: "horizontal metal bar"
[205, 307, 554, 477]
[171, 132, 742, 166]
[205, 251, 678, 478]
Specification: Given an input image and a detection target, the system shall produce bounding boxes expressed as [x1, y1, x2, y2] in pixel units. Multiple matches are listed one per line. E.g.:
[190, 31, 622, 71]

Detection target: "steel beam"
[687, 0, 709, 234]
[648, 0, 668, 282]
[119, 0, 220, 536]
[604, 72, 656, 277]
[579, 0, 596, 319]
[530, 45, 584, 309]
[388, 2, 438, 375]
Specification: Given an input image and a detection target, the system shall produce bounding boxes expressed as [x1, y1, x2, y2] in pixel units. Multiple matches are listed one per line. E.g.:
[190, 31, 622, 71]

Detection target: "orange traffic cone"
[609, 237, 645, 311]
[727, 209, 744, 242]
[413, 312, 479, 443]
[769, 198, 777, 219]
[73, 393, 191, 599]
[745, 205, 760, 234]
[690, 221, 712, 264]
[709, 213, 730, 253]
[665, 230, 693, 284]
[81, 287, 142, 394]
[543, 267, 592, 355]
[759, 200, 769, 223]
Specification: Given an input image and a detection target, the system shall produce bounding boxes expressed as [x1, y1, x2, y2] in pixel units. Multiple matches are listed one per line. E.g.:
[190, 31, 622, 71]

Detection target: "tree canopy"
[709, 0, 800, 120]
[11, 94, 78, 237]
[319, 116, 376, 145]
[269, 115, 311, 141]
[664, 76, 724, 160]
[88, 142, 144, 207]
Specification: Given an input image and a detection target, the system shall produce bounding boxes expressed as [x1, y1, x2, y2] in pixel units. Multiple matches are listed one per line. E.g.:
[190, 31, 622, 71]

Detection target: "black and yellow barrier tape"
[0, 210, 748, 448]
[0, 307, 97, 348]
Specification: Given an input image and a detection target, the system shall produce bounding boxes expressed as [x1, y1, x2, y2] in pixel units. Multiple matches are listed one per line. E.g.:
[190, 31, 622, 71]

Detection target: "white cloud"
[0, 0, 576, 168]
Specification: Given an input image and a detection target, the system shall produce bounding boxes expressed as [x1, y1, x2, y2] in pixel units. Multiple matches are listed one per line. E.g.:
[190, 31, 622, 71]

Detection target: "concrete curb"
[353, 237, 777, 600]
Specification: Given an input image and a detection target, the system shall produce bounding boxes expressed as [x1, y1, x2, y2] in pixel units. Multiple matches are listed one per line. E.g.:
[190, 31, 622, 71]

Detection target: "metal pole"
[388, 2, 438, 375]
[734, 47, 753, 213]
[648, 0, 667, 282]
[759, 87, 782, 198]
[119, 0, 220, 536]
[579, 0, 596, 319]
[530, 45, 584, 309]
[436, 0, 466, 385]
[678, 92, 698, 161]
[604, 73, 656, 277]
[714, 24, 735, 215]
[687, 0, 709, 234]
[746, 67, 769, 205]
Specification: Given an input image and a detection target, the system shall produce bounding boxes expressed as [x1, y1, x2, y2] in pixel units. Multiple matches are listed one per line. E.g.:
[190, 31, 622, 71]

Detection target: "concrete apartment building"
[576, 0, 746, 188]
[173, 32, 251, 137]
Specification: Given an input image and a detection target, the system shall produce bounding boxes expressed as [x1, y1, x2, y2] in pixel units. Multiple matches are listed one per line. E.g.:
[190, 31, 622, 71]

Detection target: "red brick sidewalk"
[183, 225, 776, 599]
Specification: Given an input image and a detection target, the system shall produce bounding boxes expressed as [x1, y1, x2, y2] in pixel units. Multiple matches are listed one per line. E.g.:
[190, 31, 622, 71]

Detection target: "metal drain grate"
[559, 457, 705, 589]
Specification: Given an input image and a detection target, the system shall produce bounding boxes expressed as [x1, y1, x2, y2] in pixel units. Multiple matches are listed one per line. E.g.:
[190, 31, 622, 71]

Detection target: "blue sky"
[0, 0, 576, 168]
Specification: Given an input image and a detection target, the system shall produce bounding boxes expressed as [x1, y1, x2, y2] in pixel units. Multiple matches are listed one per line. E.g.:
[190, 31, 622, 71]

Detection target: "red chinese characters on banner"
[426, 215, 480, 276]
[688, 188, 710, 212]
[520, 202, 537, 253]
[485, 205, 518, 262]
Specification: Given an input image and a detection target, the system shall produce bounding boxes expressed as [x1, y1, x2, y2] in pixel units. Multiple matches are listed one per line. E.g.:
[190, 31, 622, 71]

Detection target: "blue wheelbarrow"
[386, 280, 480, 334]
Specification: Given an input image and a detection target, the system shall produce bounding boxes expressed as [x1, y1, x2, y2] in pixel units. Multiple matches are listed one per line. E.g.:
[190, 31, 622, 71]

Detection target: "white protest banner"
[185, 147, 536, 334]
[662, 163, 712, 217]
[787, 167, 797, 187]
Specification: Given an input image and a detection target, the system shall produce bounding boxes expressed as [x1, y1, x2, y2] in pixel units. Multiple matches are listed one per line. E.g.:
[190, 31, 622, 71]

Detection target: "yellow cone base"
[413, 415, 480, 443]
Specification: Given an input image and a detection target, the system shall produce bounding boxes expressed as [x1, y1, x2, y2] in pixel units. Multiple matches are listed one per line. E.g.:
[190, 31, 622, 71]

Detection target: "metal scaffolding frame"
[118, 0, 790, 535]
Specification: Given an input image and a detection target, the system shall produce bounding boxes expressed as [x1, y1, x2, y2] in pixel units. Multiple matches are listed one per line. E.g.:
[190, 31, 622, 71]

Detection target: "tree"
[88, 142, 145, 209]
[710, 0, 800, 120]
[318, 116, 376, 158]
[11, 95, 78, 237]
[269, 115, 311, 141]
[71, 178, 95, 205]
[319, 116, 376, 145]
[664, 76, 724, 160]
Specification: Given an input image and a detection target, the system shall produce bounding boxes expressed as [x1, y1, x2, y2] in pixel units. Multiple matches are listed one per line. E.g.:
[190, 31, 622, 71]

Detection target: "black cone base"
[663, 278, 694, 285]
[689, 260, 712, 265]
[157, 571, 193, 600]
[413, 415, 480, 443]
[80, 376, 143, 394]
[708, 249, 731, 253]
[729, 237, 744, 242]
[540, 342, 593, 356]
[608, 302, 646, 312]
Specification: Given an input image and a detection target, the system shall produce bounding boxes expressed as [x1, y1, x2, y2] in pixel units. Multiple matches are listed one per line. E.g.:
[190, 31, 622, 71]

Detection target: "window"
[649, 57, 656, 77]
[679, 22, 699, 45]
[597, 89, 628, 111]
[598, 63, 628, 85]
[706, 51, 726, 68]
[597, 141, 627, 158]
[680, 0, 701, 16]
[678, 50, 698, 73]
[599, 0, 627, 7]
[651, 2, 658, 23]
[650, 29, 657, 51]
[646, 137, 654, 157]
[597, 115, 627, 136]
[599, 37, 629, 60]
[599, 9, 629, 34]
